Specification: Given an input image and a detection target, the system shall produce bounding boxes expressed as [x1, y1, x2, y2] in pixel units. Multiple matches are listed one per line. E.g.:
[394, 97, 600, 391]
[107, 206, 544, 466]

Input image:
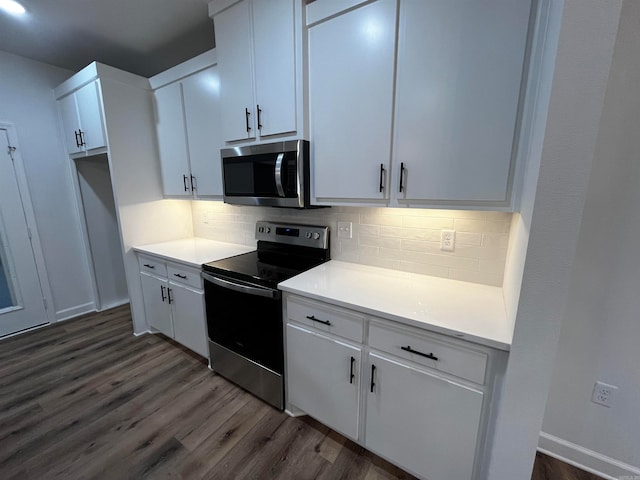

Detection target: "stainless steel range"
[202, 221, 330, 410]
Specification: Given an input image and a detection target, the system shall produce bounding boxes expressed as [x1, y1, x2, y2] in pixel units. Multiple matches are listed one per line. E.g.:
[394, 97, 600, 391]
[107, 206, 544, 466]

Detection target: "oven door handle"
[274, 152, 285, 197]
[202, 272, 280, 299]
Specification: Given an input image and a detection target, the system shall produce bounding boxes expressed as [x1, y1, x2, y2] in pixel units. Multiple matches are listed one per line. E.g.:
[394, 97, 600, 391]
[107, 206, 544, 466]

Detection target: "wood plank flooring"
[0, 305, 604, 480]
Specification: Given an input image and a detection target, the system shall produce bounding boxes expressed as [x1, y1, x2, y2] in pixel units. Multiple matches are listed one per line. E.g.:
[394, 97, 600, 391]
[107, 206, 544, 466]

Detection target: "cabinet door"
[214, 0, 256, 142]
[252, 0, 296, 137]
[286, 323, 361, 440]
[154, 82, 191, 196]
[392, 0, 531, 203]
[182, 67, 224, 197]
[59, 93, 83, 154]
[309, 0, 396, 201]
[365, 352, 483, 480]
[169, 282, 208, 358]
[75, 81, 107, 151]
[140, 273, 172, 337]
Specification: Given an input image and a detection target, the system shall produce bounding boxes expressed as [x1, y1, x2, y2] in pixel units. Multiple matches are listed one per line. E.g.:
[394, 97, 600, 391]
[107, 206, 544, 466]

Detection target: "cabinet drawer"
[368, 322, 487, 385]
[138, 255, 167, 277]
[286, 297, 364, 342]
[167, 264, 202, 290]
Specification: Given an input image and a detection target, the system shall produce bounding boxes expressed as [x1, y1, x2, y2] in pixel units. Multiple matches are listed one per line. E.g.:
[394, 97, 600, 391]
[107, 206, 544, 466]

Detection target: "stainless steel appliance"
[221, 140, 312, 208]
[202, 221, 330, 410]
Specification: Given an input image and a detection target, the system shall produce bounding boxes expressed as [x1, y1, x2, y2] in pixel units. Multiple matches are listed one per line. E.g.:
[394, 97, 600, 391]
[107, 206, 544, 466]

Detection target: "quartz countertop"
[133, 238, 254, 268]
[278, 260, 512, 351]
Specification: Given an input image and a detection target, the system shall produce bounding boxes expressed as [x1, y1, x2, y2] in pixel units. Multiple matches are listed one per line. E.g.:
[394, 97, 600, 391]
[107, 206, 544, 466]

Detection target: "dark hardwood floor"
[0, 305, 604, 480]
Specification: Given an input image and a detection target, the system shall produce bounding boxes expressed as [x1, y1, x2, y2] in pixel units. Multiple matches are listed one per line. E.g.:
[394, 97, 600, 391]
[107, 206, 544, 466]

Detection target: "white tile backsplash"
[191, 202, 512, 286]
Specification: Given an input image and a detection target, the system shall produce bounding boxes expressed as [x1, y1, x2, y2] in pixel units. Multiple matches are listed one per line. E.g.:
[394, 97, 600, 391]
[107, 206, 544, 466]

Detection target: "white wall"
[0, 51, 94, 319]
[539, 1, 640, 476]
[192, 202, 512, 286]
[487, 0, 623, 478]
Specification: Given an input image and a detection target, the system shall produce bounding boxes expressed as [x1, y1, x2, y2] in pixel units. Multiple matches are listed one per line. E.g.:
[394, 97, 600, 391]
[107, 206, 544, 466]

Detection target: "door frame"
[0, 121, 56, 325]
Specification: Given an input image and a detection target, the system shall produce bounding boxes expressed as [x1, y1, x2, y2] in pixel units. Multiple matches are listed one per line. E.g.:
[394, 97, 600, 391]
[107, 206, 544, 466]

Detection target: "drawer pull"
[173, 273, 187, 279]
[349, 356, 355, 384]
[143, 264, 155, 269]
[370, 364, 376, 393]
[401, 345, 438, 361]
[306, 315, 331, 326]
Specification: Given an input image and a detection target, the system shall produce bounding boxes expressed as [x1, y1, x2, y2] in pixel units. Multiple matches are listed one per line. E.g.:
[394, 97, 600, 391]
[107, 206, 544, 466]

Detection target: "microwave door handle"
[274, 153, 285, 197]
[202, 273, 280, 299]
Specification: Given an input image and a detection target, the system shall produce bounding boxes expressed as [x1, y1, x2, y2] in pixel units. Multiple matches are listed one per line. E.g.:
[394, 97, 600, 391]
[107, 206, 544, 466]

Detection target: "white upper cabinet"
[308, 0, 397, 202]
[154, 82, 191, 196]
[307, 0, 532, 210]
[392, 0, 531, 205]
[58, 80, 106, 155]
[212, 0, 297, 143]
[150, 51, 224, 198]
[182, 67, 224, 197]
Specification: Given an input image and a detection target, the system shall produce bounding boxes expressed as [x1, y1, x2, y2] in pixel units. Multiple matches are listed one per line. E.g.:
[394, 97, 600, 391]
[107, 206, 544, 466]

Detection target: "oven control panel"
[256, 221, 329, 249]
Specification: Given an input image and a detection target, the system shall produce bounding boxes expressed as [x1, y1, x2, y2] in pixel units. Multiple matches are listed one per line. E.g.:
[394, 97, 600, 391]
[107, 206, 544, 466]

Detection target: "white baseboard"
[539, 431, 640, 480]
[97, 299, 130, 311]
[55, 302, 95, 322]
[133, 330, 152, 337]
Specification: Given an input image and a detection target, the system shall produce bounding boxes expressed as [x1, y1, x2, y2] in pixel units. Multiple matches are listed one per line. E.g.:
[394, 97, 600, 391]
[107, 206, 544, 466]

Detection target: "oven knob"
[305, 232, 312, 239]
[313, 232, 320, 240]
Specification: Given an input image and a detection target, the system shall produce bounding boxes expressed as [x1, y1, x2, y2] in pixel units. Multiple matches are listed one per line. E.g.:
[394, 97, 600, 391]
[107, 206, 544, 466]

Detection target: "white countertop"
[279, 260, 512, 351]
[133, 238, 254, 268]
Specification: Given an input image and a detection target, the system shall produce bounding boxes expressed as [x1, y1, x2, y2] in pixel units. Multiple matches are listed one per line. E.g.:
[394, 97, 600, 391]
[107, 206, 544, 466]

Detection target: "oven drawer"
[368, 321, 488, 385]
[286, 296, 364, 343]
[167, 264, 202, 289]
[138, 255, 167, 277]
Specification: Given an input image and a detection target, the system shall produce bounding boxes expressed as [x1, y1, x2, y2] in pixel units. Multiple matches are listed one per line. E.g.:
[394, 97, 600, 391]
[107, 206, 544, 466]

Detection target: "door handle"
[274, 153, 285, 197]
[399, 162, 406, 193]
[379, 163, 385, 193]
[190, 174, 196, 192]
[78, 130, 85, 146]
[370, 364, 376, 393]
[160, 285, 166, 302]
[350, 356, 356, 384]
[167, 288, 173, 304]
[245, 108, 251, 132]
[74, 130, 81, 148]
[183, 174, 189, 192]
[257, 104, 263, 130]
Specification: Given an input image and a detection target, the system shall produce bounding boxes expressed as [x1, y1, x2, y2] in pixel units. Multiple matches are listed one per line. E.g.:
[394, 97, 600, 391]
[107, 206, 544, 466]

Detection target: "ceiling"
[0, 0, 215, 77]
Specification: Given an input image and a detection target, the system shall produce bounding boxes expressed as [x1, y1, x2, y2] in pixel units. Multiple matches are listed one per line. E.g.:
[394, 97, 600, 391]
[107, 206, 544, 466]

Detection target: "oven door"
[203, 272, 283, 374]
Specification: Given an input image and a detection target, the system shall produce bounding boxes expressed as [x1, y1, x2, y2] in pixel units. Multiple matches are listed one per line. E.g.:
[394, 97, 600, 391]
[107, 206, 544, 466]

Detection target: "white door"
[58, 93, 83, 154]
[182, 67, 224, 197]
[169, 283, 207, 357]
[252, 0, 296, 137]
[154, 81, 191, 196]
[140, 273, 172, 337]
[365, 352, 484, 480]
[286, 323, 361, 440]
[309, 0, 397, 201]
[0, 129, 48, 337]
[75, 81, 107, 151]
[392, 0, 531, 203]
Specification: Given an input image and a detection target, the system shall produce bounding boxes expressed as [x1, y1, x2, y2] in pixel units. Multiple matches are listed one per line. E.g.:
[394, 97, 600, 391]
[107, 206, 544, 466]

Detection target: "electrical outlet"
[337, 222, 352, 239]
[591, 381, 618, 407]
[440, 229, 456, 251]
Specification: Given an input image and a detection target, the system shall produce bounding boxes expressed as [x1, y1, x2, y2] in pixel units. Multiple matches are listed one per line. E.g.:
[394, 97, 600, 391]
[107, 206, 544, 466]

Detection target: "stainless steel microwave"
[221, 140, 312, 208]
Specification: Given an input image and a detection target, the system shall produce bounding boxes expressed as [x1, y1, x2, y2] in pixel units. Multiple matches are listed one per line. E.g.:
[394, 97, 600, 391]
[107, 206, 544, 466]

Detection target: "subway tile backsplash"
[191, 202, 512, 287]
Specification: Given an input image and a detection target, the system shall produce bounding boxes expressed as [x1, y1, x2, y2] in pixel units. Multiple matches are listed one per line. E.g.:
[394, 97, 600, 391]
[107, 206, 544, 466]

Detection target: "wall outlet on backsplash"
[337, 222, 353, 239]
[440, 230, 456, 252]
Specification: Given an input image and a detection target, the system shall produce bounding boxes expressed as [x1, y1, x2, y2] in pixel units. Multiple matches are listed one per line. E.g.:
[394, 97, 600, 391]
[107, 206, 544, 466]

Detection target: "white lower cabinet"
[138, 254, 208, 358]
[365, 352, 483, 480]
[284, 293, 503, 480]
[286, 323, 361, 440]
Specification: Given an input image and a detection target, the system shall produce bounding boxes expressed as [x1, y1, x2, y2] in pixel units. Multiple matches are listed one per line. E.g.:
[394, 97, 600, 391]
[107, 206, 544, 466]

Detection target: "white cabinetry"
[138, 254, 208, 357]
[307, 0, 531, 209]
[285, 293, 504, 480]
[58, 80, 107, 155]
[392, 0, 531, 205]
[211, 0, 297, 143]
[151, 51, 224, 197]
[308, 0, 396, 202]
